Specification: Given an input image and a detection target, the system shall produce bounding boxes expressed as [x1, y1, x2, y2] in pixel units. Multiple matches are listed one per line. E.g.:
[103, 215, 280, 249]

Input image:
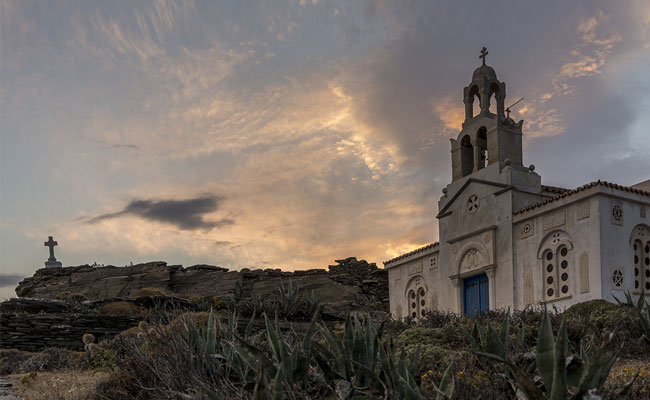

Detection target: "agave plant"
[475, 310, 618, 400]
[377, 342, 454, 400]
[614, 290, 650, 345]
[230, 280, 320, 321]
[465, 313, 514, 362]
[226, 311, 319, 399]
[277, 279, 320, 318]
[189, 301, 454, 399]
[314, 312, 455, 399]
[313, 313, 383, 390]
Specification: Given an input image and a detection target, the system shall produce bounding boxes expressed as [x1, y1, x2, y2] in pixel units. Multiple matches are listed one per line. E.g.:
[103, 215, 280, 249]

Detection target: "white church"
[384, 50, 650, 318]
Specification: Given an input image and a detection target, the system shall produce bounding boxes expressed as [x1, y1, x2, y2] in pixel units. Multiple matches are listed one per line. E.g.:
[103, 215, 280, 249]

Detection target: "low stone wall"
[15, 257, 389, 314]
[0, 297, 194, 351]
[0, 312, 141, 351]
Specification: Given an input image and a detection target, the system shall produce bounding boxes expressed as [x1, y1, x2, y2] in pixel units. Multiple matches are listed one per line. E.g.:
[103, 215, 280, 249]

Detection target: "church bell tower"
[450, 47, 524, 182]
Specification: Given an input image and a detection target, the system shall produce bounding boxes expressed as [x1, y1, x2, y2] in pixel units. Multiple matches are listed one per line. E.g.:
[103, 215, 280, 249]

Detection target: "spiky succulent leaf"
[436, 362, 455, 400]
[549, 316, 568, 400]
[466, 321, 480, 352]
[499, 312, 511, 356]
[271, 363, 283, 400]
[565, 354, 585, 389]
[476, 352, 545, 400]
[206, 309, 216, 355]
[536, 310, 555, 392]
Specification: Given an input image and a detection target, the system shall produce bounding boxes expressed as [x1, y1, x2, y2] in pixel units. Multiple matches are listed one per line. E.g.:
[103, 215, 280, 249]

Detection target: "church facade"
[384, 55, 650, 318]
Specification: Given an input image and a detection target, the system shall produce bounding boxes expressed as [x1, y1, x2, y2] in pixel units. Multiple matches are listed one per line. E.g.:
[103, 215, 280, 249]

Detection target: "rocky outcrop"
[15, 258, 389, 313]
[15, 262, 175, 300]
[2, 258, 387, 351]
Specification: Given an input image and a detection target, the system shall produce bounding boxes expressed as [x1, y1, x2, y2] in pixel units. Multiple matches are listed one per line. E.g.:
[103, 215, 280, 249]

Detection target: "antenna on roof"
[505, 97, 524, 119]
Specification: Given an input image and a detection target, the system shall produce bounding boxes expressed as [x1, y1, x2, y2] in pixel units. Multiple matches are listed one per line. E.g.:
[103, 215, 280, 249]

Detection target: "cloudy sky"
[1, 0, 649, 299]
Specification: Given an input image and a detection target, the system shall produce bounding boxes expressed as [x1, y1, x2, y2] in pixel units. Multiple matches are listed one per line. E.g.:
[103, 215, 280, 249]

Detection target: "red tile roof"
[383, 242, 439, 266]
[514, 180, 650, 215]
[541, 185, 570, 194]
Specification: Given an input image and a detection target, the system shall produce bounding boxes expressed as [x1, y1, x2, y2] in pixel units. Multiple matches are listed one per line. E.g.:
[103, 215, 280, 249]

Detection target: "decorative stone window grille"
[539, 230, 573, 301]
[611, 201, 623, 225]
[429, 256, 438, 269]
[543, 245, 571, 299]
[612, 269, 624, 288]
[633, 241, 650, 291]
[405, 276, 427, 318]
[631, 225, 650, 292]
[467, 194, 479, 213]
[521, 221, 534, 239]
[551, 232, 562, 245]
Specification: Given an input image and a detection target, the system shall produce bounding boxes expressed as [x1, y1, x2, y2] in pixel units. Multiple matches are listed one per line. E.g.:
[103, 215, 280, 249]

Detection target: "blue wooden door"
[464, 274, 489, 317]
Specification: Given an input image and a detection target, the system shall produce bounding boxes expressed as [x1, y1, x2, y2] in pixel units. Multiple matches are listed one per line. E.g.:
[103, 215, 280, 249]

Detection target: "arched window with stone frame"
[630, 224, 650, 292]
[405, 275, 428, 319]
[537, 230, 574, 301]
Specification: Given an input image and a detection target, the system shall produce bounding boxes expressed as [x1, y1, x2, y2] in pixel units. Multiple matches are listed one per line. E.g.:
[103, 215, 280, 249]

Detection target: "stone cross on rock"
[479, 46, 488, 65]
[45, 236, 57, 261]
[44, 235, 62, 268]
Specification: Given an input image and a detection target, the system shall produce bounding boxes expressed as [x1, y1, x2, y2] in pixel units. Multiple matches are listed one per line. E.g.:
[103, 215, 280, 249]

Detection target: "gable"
[437, 178, 511, 218]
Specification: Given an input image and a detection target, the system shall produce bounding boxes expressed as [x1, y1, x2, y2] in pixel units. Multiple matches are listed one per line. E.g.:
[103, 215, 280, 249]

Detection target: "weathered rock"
[170, 268, 240, 299]
[14, 257, 389, 313]
[16, 262, 172, 299]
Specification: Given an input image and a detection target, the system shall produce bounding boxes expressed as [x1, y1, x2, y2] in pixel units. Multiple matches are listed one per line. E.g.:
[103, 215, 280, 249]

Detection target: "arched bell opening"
[477, 126, 488, 170]
[487, 83, 501, 115]
[465, 84, 480, 120]
[461, 135, 474, 177]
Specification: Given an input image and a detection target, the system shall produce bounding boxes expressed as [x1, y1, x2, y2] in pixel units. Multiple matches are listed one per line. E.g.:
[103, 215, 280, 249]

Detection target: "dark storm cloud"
[86, 195, 233, 230]
[91, 138, 140, 151]
[0, 274, 24, 288]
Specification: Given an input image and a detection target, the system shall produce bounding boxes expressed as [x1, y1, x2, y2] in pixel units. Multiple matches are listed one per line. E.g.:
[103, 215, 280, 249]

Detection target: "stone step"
[0, 377, 18, 400]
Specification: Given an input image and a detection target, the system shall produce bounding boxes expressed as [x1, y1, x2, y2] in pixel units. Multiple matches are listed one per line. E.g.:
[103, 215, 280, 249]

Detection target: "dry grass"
[0, 349, 32, 375]
[132, 287, 167, 297]
[54, 292, 88, 302]
[603, 360, 650, 399]
[12, 370, 110, 400]
[100, 301, 142, 316]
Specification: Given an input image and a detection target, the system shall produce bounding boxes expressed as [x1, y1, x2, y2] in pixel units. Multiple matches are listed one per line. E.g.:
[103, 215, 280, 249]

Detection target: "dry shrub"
[95, 311, 239, 399]
[100, 301, 142, 316]
[603, 360, 650, 399]
[118, 326, 143, 340]
[54, 292, 88, 302]
[132, 287, 167, 297]
[0, 349, 32, 375]
[13, 370, 110, 400]
[189, 295, 227, 311]
[164, 312, 212, 336]
[82, 333, 95, 345]
[20, 348, 86, 372]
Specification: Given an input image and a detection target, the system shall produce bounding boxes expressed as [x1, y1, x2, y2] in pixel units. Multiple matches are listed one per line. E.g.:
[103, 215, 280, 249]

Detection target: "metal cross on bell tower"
[479, 46, 488, 66]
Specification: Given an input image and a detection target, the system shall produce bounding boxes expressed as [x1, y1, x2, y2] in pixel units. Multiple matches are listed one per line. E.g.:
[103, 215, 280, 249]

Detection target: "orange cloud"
[432, 96, 464, 135]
